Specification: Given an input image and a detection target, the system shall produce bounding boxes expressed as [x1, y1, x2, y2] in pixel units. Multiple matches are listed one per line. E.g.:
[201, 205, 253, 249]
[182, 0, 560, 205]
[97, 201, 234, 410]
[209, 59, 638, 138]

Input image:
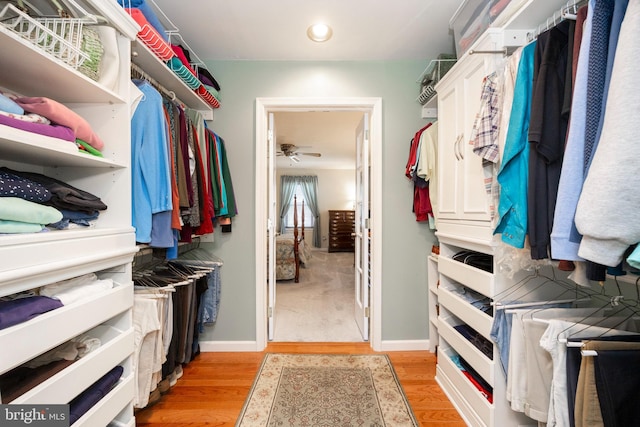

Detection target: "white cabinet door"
[436, 44, 499, 225]
[459, 56, 492, 222]
[436, 75, 460, 220]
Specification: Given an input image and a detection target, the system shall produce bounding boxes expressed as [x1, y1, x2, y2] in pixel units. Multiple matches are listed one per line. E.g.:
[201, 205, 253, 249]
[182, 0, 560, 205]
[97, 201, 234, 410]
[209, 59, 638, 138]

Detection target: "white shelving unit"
[435, 237, 534, 427]
[429, 1, 575, 426]
[427, 254, 439, 353]
[0, 2, 140, 425]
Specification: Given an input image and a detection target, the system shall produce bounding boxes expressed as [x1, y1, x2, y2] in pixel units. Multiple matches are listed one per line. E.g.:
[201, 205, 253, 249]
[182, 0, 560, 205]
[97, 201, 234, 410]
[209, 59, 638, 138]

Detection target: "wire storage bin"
[417, 55, 457, 105]
[0, 0, 99, 71]
[125, 7, 173, 61]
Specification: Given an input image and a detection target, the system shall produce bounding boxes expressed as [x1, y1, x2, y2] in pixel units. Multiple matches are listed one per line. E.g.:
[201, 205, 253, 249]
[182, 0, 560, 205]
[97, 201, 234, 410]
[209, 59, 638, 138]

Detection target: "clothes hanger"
[506, 285, 593, 317]
[134, 259, 193, 287]
[493, 266, 593, 310]
[177, 247, 224, 267]
[167, 262, 206, 279]
[557, 277, 640, 343]
[577, 277, 640, 355]
[491, 268, 543, 305]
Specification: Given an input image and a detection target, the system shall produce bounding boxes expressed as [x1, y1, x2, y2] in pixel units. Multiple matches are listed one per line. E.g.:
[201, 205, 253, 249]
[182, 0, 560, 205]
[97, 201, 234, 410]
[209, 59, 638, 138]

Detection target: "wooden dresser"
[328, 210, 355, 252]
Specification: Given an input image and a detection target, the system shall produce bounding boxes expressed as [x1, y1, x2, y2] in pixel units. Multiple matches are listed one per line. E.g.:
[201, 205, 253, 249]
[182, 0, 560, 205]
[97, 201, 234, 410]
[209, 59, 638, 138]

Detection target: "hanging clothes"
[405, 122, 435, 224]
[217, 135, 238, 219]
[527, 20, 571, 260]
[494, 41, 536, 249]
[130, 79, 173, 245]
[470, 72, 501, 223]
[575, 0, 640, 268]
[416, 121, 439, 222]
[551, 2, 595, 263]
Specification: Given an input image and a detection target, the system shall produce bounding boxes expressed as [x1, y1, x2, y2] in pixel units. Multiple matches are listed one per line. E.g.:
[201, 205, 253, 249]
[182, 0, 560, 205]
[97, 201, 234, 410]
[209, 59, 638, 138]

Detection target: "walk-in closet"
[2, 0, 639, 425]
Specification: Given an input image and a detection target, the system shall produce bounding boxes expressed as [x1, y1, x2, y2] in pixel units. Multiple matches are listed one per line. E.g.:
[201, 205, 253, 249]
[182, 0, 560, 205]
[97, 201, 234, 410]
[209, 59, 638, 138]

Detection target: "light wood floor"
[135, 342, 465, 427]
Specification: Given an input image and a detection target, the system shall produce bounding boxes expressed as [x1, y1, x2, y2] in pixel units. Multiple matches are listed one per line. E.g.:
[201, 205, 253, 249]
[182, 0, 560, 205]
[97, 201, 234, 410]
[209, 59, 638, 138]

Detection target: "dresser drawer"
[330, 223, 354, 233]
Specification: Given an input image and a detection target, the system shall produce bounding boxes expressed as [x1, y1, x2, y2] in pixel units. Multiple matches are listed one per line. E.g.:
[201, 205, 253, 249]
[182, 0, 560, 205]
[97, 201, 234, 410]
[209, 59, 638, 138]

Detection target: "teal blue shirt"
[494, 42, 536, 248]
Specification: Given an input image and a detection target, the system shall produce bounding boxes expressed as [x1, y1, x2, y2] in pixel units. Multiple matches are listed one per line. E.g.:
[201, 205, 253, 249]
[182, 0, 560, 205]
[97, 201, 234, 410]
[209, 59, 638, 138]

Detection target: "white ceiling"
[151, 0, 463, 61]
[150, 0, 465, 169]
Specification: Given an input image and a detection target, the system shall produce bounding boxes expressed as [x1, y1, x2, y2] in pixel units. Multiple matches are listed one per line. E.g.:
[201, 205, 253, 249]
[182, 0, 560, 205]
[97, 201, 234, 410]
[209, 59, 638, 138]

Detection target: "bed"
[275, 195, 312, 282]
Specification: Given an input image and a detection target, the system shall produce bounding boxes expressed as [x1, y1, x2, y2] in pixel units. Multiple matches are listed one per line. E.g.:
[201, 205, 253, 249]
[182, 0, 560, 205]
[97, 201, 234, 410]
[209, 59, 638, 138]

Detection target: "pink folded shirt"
[14, 97, 104, 150]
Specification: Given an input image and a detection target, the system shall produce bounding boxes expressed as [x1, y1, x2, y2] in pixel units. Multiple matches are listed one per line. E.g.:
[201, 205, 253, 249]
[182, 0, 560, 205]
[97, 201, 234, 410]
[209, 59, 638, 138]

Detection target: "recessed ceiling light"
[307, 23, 333, 42]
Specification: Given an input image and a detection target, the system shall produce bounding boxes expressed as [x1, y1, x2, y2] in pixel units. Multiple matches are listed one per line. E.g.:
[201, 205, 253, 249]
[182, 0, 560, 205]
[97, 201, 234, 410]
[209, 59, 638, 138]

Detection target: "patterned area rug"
[236, 353, 419, 426]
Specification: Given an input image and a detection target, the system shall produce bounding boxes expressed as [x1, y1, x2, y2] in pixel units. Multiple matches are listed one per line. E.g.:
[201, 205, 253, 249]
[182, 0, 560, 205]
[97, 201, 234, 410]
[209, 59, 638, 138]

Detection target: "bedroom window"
[285, 185, 314, 228]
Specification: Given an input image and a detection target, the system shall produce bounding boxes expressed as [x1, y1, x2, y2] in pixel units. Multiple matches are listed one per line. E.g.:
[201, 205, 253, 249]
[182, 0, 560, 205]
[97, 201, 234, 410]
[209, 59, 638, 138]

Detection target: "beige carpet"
[274, 249, 363, 342]
[236, 353, 419, 427]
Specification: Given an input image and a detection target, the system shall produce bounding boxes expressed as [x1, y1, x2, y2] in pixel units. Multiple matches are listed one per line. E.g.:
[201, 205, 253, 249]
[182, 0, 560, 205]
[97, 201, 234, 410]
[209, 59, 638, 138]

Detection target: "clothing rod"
[469, 48, 507, 56]
[130, 62, 183, 104]
[528, 0, 588, 40]
[493, 296, 586, 309]
[581, 350, 598, 357]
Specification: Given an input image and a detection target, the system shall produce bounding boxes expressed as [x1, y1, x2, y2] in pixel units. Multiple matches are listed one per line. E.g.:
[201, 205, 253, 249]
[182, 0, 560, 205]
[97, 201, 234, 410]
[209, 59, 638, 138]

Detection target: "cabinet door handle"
[453, 134, 463, 161]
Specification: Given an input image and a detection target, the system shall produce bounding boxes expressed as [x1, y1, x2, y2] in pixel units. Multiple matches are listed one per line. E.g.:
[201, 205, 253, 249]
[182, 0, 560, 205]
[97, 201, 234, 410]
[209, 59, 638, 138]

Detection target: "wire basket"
[196, 84, 220, 109]
[0, 0, 97, 70]
[167, 57, 200, 90]
[417, 56, 457, 105]
[125, 8, 173, 61]
[417, 85, 438, 105]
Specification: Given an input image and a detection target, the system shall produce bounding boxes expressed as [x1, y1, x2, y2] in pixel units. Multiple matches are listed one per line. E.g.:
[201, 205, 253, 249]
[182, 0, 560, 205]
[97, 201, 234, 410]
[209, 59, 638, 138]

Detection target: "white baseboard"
[378, 339, 430, 352]
[199, 339, 431, 353]
[199, 341, 260, 352]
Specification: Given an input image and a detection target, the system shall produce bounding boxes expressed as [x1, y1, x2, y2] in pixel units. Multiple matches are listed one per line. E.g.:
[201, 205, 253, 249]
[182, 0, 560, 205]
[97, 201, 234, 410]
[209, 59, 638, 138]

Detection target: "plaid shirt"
[470, 72, 500, 163]
[470, 72, 502, 221]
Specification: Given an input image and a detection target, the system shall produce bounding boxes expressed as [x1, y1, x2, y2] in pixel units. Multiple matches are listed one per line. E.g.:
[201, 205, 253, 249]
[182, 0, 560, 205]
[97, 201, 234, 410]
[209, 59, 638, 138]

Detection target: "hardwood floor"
[135, 342, 465, 427]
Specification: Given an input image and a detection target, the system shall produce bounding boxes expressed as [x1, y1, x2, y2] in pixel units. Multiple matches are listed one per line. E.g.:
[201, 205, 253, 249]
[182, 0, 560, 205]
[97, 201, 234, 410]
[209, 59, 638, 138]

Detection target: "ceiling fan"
[276, 144, 322, 162]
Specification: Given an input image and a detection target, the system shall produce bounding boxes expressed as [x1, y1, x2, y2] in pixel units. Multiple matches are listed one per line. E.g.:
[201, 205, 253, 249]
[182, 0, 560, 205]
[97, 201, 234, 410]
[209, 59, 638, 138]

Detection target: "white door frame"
[255, 97, 383, 351]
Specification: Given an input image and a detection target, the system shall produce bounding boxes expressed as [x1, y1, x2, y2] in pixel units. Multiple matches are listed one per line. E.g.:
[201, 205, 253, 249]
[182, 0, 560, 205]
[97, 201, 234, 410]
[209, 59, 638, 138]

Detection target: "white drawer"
[439, 255, 495, 297]
[0, 282, 133, 373]
[10, 324, 133, 404]
[0, 229, 137, 296]
[74, 373, 134, 427]
[438, 318, 494, 386]
[439, 286, 493, 340]
[436, 346, 492, 427]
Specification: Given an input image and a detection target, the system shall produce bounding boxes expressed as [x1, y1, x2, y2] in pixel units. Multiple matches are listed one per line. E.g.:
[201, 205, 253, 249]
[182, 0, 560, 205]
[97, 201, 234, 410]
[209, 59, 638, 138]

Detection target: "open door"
[354, 112, 370, 340]
[267, 112, 277, 340]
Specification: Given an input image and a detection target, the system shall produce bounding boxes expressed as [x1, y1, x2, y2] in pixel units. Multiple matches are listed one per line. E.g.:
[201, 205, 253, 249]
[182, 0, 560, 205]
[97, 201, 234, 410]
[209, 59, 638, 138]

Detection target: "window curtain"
[279, 175, 297, 234]
[299, 175, 321, 248]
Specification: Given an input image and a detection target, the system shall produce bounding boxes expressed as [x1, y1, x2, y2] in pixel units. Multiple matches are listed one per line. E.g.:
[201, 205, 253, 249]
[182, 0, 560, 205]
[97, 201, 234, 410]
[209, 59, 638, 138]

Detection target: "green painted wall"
[199, 60, 437, 342]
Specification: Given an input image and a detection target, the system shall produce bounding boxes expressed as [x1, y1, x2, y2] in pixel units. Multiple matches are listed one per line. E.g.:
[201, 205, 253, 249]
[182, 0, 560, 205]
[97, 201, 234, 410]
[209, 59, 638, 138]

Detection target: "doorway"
[272, 111, 362, 342]
[255, 97, 383, 351]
